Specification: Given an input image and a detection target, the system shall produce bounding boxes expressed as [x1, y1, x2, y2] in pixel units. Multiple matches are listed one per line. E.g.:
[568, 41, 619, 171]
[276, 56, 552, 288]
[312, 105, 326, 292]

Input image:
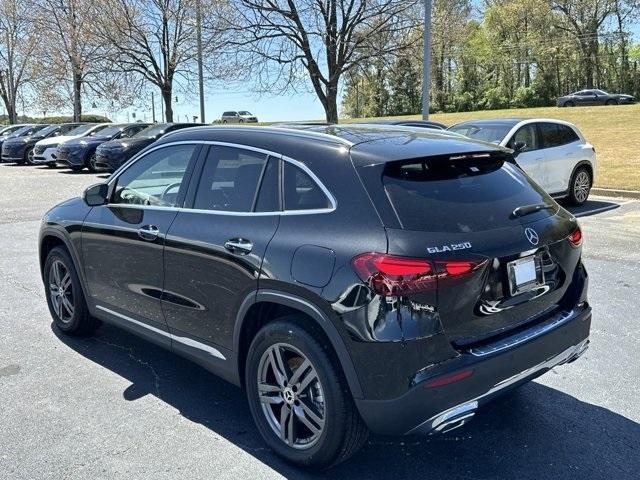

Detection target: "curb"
[591, 188, 640, 200]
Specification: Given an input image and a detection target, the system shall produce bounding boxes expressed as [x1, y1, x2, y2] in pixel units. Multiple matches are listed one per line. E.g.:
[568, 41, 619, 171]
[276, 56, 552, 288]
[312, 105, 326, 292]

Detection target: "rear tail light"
[568, 226, 582, 248]
[351, 253, 482, 296]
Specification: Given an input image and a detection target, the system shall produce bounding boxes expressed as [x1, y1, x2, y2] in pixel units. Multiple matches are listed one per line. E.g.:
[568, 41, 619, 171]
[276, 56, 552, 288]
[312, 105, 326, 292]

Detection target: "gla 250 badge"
[427, 242, 472, 254]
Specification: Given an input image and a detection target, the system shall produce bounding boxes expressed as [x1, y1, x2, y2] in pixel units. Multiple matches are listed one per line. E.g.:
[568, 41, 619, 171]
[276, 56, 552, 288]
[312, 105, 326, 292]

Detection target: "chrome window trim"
[107, 140, 337, 216]
[96, 305, 226, 360]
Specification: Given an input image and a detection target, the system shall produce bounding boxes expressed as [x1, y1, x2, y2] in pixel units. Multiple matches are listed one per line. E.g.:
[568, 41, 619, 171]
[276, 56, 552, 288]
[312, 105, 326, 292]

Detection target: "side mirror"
[512, 141, 527, 154]
[83, 183, 109, 206]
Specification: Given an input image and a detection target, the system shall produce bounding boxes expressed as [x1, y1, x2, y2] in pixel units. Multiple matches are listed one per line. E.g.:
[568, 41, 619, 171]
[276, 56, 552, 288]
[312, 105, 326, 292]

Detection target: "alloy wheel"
[27, 149, 35, 164]
[49, 260, 74, 323]
[257, 343, 326, 450]
[573, 170, 591, 203]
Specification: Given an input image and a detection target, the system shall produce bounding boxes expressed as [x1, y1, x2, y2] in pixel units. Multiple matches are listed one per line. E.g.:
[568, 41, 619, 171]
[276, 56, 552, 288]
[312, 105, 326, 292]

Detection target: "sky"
[110, 88, 327, 124]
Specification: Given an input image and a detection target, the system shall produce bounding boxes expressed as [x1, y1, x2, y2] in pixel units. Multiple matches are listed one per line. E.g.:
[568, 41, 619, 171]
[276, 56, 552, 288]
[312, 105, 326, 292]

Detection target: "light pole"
[422, 0, 433, 120]
[151, 91, 156, 122]
[196, 0, 205, 123]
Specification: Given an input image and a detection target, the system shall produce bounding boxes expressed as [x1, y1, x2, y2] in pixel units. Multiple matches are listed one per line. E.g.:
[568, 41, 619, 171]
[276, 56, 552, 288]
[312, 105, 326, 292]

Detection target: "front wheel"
[569, 166, 592, 206]
[605, 99, 618, 106]
[245, 319, 368, 469]
[44, 247, 99, 335]
[564, 101, 575, 107]
[25, 147, 35, 165]
[87, 151, 97, 172]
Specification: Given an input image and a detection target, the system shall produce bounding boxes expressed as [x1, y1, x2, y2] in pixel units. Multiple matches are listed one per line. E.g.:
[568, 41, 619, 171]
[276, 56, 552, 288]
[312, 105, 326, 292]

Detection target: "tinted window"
[283, 162, 331, 211]
[255, 157, 280, 212]
[112, 144, 196, 206]
[193, 146, 268, 212]
[539, 123, 578, 148]
[382, 154, 555, 233]
[509, 124, 540, 151]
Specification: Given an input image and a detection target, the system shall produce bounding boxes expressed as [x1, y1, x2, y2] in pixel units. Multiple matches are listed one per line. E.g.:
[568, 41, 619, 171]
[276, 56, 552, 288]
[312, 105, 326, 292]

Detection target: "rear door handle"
[224, 238, 253, 255]
[138, 225, 159, 241]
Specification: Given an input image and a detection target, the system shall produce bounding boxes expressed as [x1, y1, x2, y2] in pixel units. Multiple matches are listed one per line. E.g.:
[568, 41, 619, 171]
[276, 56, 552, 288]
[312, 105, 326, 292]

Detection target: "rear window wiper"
[511, 203, 555, 218]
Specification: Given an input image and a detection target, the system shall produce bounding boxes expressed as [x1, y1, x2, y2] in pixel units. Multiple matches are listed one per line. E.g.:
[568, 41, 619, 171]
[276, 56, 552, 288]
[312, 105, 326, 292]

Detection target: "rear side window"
[255, 157, 280, 212]
[283, 162, 331, 211]
[382, 154, 555, 233]
[193, 146, 268, 212]
[539, 123, 578, 148]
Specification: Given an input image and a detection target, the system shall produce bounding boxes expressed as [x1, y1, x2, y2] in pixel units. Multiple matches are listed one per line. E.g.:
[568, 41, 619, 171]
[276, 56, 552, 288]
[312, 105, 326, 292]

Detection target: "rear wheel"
[569, 166, 592, 206]
[44, 247, 99, 335]
[245, 318, 368, 469]
[605, 99, 618, 106]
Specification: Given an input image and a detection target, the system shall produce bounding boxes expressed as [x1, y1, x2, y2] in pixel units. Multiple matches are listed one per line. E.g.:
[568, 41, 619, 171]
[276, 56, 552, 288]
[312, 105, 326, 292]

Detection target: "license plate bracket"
[507, 255, 544, 296]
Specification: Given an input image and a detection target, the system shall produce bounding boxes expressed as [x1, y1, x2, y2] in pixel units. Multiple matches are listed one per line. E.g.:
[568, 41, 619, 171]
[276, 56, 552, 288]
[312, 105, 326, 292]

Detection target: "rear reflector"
[352, 253, 482, 296]
[424, 368, 475, 389]
[568, 226, 582, 248]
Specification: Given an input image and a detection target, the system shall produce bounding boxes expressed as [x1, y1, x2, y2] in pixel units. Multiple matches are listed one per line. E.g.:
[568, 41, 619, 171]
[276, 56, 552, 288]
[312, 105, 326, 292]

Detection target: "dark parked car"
[1, 124, 51, 163]
[40, 125, 591, 469]
[557, 89, 636, 107]
[1, 123, 84, 164]
[56, 123, 150, 172]
[92, 123, 200, 172]
[354, 119, 447, 130]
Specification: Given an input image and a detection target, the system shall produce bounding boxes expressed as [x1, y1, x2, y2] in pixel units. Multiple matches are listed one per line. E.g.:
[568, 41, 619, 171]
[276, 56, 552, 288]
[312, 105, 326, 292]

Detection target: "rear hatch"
[355, 148, 583, 346]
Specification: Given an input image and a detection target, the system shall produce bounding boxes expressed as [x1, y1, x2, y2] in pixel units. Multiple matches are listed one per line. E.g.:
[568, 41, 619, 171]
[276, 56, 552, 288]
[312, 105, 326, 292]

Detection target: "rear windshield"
[382, 154, 556, 232]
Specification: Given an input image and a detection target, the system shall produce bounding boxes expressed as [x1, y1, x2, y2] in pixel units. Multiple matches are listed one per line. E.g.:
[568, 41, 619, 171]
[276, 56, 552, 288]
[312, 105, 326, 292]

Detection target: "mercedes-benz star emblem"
[525, 227, 539, 246]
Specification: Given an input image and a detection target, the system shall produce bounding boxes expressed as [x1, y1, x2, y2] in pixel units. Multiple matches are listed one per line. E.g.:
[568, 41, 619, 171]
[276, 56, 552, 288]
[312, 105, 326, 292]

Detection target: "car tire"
[46, 162, 56, 168]
[70, 165, 83, 172]
[87, 152, 97, 172]
[25, 147, 35, 165]
[44, 247, 100, 336]
[245, 318, 368, 470]
[222, 120, 227, 124]
[605, 99, 618, 106]
[569, 166, 592, 206]
[564, 101, 575, 107]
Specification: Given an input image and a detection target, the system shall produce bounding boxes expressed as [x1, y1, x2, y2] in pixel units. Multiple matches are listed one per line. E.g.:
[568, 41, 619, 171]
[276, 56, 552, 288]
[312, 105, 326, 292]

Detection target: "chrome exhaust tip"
[430, 401, 478, 435]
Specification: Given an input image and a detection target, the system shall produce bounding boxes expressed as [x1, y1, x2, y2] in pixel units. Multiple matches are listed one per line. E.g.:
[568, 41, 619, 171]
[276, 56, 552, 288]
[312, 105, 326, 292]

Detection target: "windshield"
[91, 125, 126, 138]
[9, 125, 42, 137]
[1, 126, 22, 136]
[35, 125, 60, 137]
[133, 124, 168, 138]
[239, 111, 252, 116]
[67, 124, 98, 136]
[448, 123, 513, 144]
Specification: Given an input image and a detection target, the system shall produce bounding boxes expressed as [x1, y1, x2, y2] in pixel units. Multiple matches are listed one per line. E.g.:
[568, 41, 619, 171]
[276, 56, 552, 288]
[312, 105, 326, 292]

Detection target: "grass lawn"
[341, 104, 640, 191]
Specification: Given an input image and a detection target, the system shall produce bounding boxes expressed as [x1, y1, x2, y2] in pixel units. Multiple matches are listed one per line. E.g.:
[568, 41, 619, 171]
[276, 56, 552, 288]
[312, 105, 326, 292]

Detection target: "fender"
[569, 160, 594, 184]
[39, 225, 91, 302]
[233, 289, 364, 399]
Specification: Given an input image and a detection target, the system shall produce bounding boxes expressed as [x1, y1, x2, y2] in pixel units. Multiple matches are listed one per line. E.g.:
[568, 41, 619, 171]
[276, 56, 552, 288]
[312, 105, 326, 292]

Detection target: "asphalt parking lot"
[1, 163, 639, 480]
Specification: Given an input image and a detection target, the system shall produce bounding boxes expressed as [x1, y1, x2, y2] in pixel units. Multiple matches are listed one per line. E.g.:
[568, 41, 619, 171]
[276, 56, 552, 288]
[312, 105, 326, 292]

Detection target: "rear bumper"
[355, 305, 591, 436]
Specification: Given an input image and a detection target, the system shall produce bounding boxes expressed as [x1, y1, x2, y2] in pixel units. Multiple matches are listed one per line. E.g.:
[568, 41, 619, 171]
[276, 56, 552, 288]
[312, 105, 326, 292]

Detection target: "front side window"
[509, 124, 540, 151]
[283, 162, 331, 211]
[193, 146, 268, 212]
[111, 144, 197, 207]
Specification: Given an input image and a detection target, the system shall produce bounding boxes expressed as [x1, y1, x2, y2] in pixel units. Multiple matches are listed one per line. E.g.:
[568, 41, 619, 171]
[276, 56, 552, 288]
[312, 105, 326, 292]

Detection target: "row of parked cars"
[0, 121, 199, 172]
[0, 115, 596, 206]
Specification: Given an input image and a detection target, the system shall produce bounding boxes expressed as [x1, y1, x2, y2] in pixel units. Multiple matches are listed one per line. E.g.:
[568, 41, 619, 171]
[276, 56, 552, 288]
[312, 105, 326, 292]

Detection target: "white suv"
[449, 118, 596, 205]
[220, 111, 258, 123]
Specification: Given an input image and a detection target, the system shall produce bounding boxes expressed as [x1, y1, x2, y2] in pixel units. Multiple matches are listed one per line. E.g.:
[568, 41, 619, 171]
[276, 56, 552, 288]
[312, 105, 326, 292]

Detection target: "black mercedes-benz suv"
[39, 125, 590, 469]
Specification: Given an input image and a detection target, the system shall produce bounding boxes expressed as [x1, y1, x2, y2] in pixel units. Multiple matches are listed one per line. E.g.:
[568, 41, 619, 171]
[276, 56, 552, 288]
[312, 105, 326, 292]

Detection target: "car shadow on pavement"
[52, 322, 640, 480]
[561, 198, 620, 218]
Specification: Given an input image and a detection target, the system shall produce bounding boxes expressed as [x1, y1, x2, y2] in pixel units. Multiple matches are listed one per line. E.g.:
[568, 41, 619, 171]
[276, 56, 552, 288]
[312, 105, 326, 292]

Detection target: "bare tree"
[33, 0, 103, 121]
[0, 0, 38, 123]
[95, 0, 218, 122]
[227, 0, 420, 123]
